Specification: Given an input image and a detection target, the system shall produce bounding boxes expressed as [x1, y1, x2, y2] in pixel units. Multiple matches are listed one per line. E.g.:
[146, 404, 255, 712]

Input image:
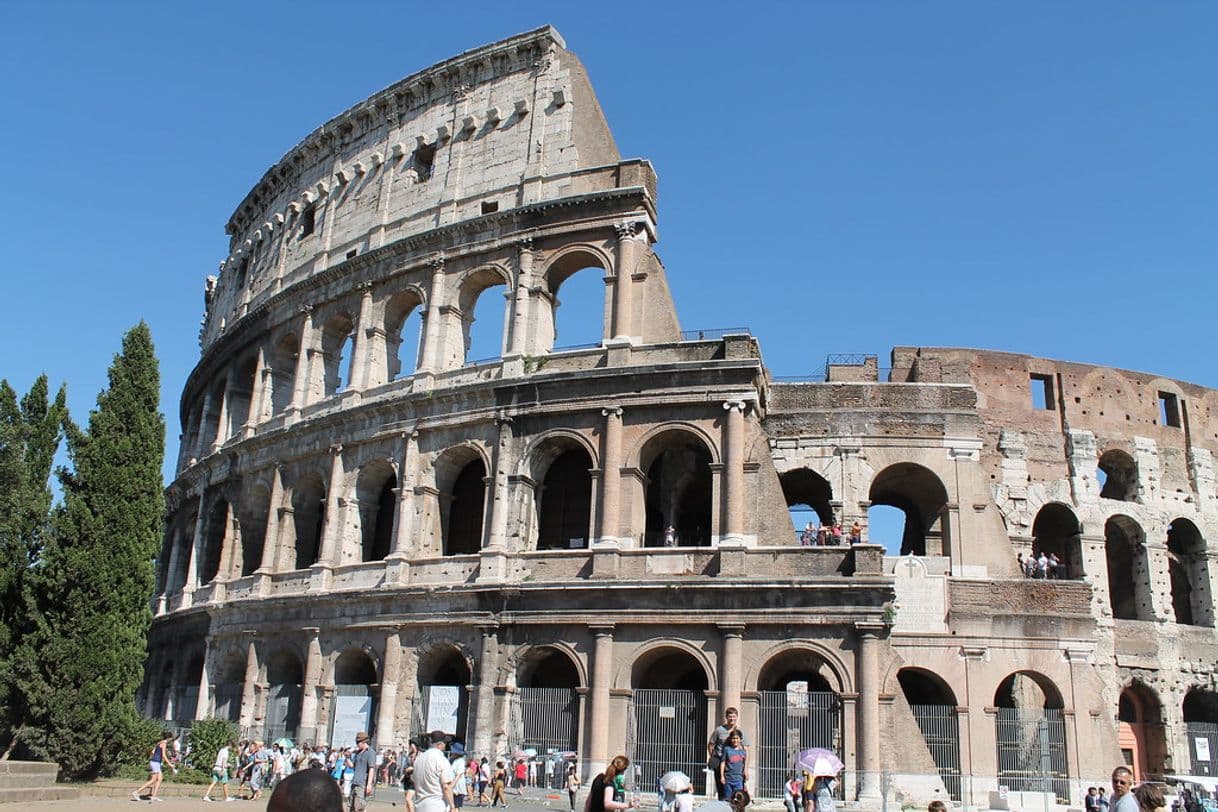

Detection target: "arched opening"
[460, 271, 508, 364]
[536, 447, 593, 550]
[512, 647, 581, 757]
[1105, 515, 1153, 621]
[356, 461, 396, 563]
[631, 647, 709, 790]
[1031, 503, 1083, 580]
[1099, 449, 1139, 502]
[641, 431, 713, 548]
[1118, 683, 1168, 782]
[320, 312, 355, 397]
[543, 253, 608, 352]
[291, 473, 326, 570]
[384, 291, 425, 383]
[203, 379, 226, 450]
[265, 650, 304, 743]
[994, 672, 1068, 800]
[898, 668, 962, 801]
[212, 653, 245, 723]
[756, 649, 844, 798]
[269, 333, 299, 415]
[1167, 518, 1212, 627]
[199, 497, 229, 585]
[780, 469, 834, 542]
[239, 485, 270, 577]
[172, 503, 199, 592]
[226, 356, 258, 437]
[440, 455, 486, 556]
[1183, 689, 1218, 776]
[415, 647, 472, 741]
[176, 652, 205, 725]
[330, 650, 378, 748]
[869, 463, 950, 556]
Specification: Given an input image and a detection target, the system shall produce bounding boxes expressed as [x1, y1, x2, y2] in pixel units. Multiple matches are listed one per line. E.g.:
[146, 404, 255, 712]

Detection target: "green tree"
[14, 323, 164, 778]
[0, 375, 67, 757]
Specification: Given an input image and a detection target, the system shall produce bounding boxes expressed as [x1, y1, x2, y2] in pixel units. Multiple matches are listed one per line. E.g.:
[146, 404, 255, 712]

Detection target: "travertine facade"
[141, 27, 1218, 808]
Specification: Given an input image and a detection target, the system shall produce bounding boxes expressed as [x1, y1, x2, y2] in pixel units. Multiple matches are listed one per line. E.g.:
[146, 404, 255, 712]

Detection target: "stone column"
[417, 257, 445, 376]
[598, 407, 623, 547]
[507, 238, 535, 356]
[289, 306, 315, 415]
[588, 624, 614, 776]
[244, 347, 267, 438]
[195, 387, 216, 460]
[611, 224, 637, 341]
[257, 466, 285, 574]
[317, 445, 345, 569]
[195, 641, 213, 721]
[182, 497, 209, 604]
[719, 624, 744, 714]
[160, 525, 184, 608]
[473, 624, 499, 755]
[387, 429, 419, 580]
[215, 500, 238, 582]
[212, 365, 239, 454]
[348, 282, 374, 393]
[855, 624, 883, 799]
[375, 629, 402, 748]
[298, 629, 323, 746]
[486, 416, 513, 550]
[239, 636, 259, 730]
[721, 400, 747, 546]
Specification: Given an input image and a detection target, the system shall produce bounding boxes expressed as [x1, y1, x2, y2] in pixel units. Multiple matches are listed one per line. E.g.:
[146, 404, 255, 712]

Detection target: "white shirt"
[451, 756, 467, 795]
[414, 746, 455, 806]
[214, 746, 230, 771]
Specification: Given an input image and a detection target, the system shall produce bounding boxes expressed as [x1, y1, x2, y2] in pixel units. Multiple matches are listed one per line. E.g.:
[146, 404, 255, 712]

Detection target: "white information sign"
[331, 694, 372, 749]
[1197, 737, 1212, 762]
[427, 685, 461, 733]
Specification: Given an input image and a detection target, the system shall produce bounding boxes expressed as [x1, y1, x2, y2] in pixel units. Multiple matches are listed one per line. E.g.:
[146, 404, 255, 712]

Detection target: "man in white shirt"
[414, 731, 456, 812]
[203, 740, 235, 802]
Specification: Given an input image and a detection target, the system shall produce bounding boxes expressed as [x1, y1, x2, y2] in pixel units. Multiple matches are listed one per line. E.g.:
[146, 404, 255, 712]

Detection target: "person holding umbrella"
[794, 748, 842, 812]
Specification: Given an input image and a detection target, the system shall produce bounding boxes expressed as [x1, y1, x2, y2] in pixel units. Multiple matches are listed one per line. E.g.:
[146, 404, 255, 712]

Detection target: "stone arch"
[331, 647, 380, 686]
[516, 644, 585, 689]
[355, 458, 397, 563]
[199, 496, 229, 585]
[265, 647, 305, 741]
[1032, 502, 1083, 579]
[329, 647, 380, 745]
[994, 670, 1065, 710]
[238, 483, 271, 577]
[457, 264, 512, 364]
[1182, 688, 1218, 775]
[755, 646, 846, 694]
[177, 651, 206, 723]
[269, 331, 299, 415]
[635, 425, 717, 548]
[1167, 518, 1212, 627]
[896, 667, 959, 706]
[780, 468, 835, 532]
[1099, 449, 1140, 502]
[212, 649, 246, 722]
[415, 640, 474, 739]
[993, 671, 1070, 798]
[746, 640, 852, 695]
[433, 445, 490, 556]
[203, 377, 226, 451]
[1118, 680, 1168, 781]
[289, 471, 327, 570]
[869, 462, 950, 556]
[226, 354, 258, 437]
[383, 285, 427, 383]
[525, 432, 596, 551]
[621, 640, 715, 692]
[319, 310, 356, 397]
[1105, 514, 1153, 621]
[540, 245, 612, 352]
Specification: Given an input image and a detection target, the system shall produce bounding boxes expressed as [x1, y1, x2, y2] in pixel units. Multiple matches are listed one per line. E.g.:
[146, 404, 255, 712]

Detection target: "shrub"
[187, 718, 238, 776]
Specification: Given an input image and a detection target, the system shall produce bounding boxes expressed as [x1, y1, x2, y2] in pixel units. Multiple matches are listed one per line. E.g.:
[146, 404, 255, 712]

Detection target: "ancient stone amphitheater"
[141, 26, 1218, 806]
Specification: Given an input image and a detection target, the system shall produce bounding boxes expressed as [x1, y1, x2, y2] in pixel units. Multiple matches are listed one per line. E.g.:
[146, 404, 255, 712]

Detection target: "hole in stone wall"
[1159, 392, 1182, 428]
[299, 205, 316, 238]
[1030, 374, 1054, 410]
[481, 200, 499, 214]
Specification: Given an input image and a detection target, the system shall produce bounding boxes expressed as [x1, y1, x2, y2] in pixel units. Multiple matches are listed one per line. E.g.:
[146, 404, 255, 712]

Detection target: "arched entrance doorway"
[265, 650, 303, 743]
[212, 653, 245, 723]
[994, 672, 1069, 801]
[868, 463, 950, 556]
[630, 647, 710, 789]
[1032, 503, 1083, 580]
[898, 668, 961, 801]
[1117, 683, 1168, 781]
[330, 650, 378, 748]
[415, 647, 472, 742]
[755, 650, 844, 799]
[1183, 689, 1218, 776]
[640, 431, 713, 548]
[512, 647, 582, 785]
[1106, 516, 1153, 621]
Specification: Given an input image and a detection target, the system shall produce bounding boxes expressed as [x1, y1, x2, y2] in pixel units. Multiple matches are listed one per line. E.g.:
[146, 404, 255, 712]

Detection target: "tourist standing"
[566, 766, 581, 812]
[450, 743, 468, 809]
[585, 756, 638, 812]
[414, 731, 457, 812]
[349, 731, 377, 812]
[719, 730, 747, 800]
[1111, 767, 1138, 812]
[849, 522, 862, 545]
[707, 707, 749, 800]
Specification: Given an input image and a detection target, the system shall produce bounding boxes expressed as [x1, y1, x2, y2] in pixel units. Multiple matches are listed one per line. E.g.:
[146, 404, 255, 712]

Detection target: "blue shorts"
[149, 761, 162, 774]
[722, 780, 744, 800]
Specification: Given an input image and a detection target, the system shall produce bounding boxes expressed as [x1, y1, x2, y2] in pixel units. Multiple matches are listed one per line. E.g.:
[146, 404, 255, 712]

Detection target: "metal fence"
[212, 683, 242, 723]
[265, 683, 302, 744]
[995, 708, 1069, 801]
[679, 327, 751, 341]
[756, 690, 843, 799]
[628, 689, 708, 792]
[1186, 722, 1218, 776]
[410, 686, 473, 744]
[910, 704, 962, 801]
[508, 687, 580, 759]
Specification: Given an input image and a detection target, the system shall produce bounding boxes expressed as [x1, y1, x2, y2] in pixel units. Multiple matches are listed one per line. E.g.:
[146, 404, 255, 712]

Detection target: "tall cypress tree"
[15, 323, 164, 778]
[0, 376, 66, 757]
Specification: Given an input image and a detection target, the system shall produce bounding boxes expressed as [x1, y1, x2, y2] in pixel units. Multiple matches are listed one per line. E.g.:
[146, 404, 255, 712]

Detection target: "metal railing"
[825, 353, 878, 366]
[679, 327, 751, 341]
[756, 690, 844, 799]
[911, 704, 963, 801]
[627, 688, 708, 793]
[995, 708, 1069, 802]
[507, 688, 580, 766]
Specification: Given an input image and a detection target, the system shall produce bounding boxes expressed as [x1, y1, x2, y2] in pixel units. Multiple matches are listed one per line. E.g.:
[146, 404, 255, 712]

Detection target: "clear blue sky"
[1, 1, 1215, 495]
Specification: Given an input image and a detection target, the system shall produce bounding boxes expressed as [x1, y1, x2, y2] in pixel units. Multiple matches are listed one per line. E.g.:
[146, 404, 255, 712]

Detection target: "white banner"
[426, 685, 461, 733]
[1197, 737, 1211, 763]
[332, 694, 372, 749]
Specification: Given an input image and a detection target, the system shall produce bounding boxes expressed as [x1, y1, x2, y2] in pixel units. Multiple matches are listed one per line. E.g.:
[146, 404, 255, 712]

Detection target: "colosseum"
[141, 25, 1218, 807]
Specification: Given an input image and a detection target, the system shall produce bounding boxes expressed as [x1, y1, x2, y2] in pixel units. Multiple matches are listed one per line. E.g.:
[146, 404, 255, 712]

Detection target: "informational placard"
[1197, 736, 1212, 763]
[659, 706, 676, 719]
[331, 694, 372, 749]
[427, 685, 461, 733]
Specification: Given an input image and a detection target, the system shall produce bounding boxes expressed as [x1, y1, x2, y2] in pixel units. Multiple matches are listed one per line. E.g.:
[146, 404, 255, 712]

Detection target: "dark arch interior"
[518, 648, 580, 689]
[1120, 684, 1162, 724]
[362, 472, 396, 562]
[267, 652, 304, 686]
[240, 490, 270, 577]
[757, 651, 837, 693]
[898, 668, 958, 706]
[418, 649, 472, 688]
[994, 672, 1064, 710]
[270, 335, 298, 414]
[1167, 519, 1207, 627]
[1099, 450, 1139, 502]
[538, 449, 593, 550]
[1105, 516, 1149, 621]
[293, 477, 326, 570]
[200, 498, 228, 584]
[334, 651, 377, 686]
[869, 463, 949, 556]
[644, 440, 713, 548]
[1183, 690, 1218, 724]
[446, 459, 487, 555]
[1031, 503, 1082, 579]
[780, 469, 835, 527]
[633, 650, 709, 691]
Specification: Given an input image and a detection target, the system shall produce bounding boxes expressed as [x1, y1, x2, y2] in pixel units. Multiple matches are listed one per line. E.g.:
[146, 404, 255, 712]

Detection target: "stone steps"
[0, 762, 78, 804]
[0, 786, 80, 803]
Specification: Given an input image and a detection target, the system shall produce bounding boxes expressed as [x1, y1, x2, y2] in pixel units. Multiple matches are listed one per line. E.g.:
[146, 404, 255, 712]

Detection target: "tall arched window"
[640, 430, 713, 548]
[1105, 515, 1153, 621]
[291, 474, 326, 570]
[868, 463, 950, 556]
[536, 448, 593, 550]
[1167, 518, 1212, 627]
[356, 462, 396, 563]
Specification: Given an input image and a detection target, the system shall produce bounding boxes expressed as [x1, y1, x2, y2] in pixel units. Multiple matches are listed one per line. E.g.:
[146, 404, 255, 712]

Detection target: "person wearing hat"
[414, 731, 457, 812]
[449, 742, 468, 808]
[349, 731, 377, 812]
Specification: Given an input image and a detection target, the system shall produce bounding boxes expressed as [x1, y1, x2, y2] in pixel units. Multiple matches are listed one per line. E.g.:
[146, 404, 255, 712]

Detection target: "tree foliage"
[0, 375, 67, 756]
[13, 322, 165, 778]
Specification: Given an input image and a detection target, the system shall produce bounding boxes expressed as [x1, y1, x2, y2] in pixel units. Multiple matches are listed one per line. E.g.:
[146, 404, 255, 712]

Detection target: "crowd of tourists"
[1017, 550, 1065, 579]
[797, 521, 863, 547]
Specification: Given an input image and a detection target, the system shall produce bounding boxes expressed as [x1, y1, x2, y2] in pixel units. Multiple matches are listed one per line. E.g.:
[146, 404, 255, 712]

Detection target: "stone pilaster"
[855, 624, 883, 799]
[721, 399, 747, 545]
[611, 224, 637, 341]
[473, 624, 499, 755]
[597, 407, 623, 547]
[375, 629, 402, 748]
[719, 624, 744, 714]
[587, 624, 614, 776]
[348, 282, 374, 393]
[298, 629, 323, 746]
[289, 306, 315, 418]
[239, 636, 259, 729]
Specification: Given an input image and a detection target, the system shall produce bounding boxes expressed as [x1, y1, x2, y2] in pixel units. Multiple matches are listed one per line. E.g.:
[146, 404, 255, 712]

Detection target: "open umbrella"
[795, 747, 843, 777]
[660, 771, 691, 793]
[273, 737, 294, 749]
[523, 748, 538, 758]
